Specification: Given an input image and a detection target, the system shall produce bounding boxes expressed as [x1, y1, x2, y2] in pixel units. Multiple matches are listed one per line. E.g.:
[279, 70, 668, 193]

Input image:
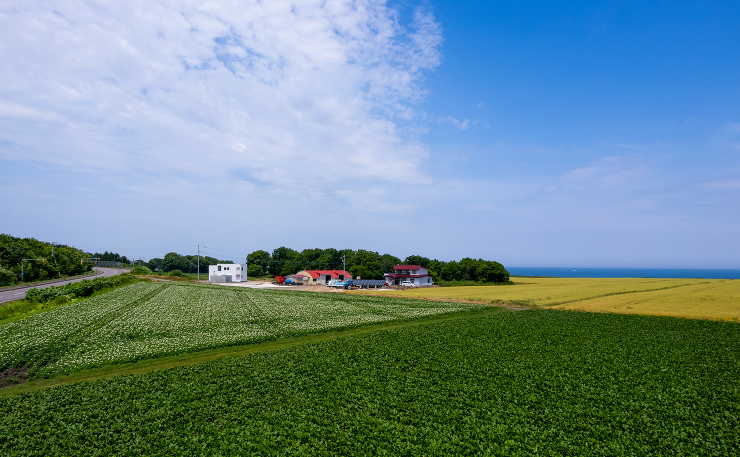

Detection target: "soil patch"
[0, 367, 29, 388]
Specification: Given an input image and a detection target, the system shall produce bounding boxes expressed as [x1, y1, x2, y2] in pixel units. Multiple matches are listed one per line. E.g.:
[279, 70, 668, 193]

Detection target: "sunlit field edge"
[355, 277, 740, 321]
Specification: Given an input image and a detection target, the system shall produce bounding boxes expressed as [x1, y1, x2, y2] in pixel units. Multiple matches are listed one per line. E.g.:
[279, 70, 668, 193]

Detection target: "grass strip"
[0, 305, 512, 397]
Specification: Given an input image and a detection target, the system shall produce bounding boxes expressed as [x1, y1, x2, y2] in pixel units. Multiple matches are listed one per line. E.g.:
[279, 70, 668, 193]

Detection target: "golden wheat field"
[362, 277, 740, 321]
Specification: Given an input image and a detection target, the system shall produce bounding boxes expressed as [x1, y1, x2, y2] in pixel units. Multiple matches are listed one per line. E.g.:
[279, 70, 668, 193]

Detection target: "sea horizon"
[508, 267, 740, 280]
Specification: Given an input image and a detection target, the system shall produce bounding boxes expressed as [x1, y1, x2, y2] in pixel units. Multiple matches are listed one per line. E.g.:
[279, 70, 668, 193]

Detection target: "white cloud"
[558, 156, 650, 189]
[0, 0, 442, 193]
[443, 116, 469, 130]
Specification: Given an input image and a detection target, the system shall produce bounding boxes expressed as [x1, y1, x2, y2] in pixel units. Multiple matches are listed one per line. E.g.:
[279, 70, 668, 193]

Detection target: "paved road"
[0, 268, 124, 304]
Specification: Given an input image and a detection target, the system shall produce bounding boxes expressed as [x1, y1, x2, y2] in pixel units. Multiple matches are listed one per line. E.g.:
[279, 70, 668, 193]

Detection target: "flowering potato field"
[0, 282, 480, 377]
[0, 310, 738, 455]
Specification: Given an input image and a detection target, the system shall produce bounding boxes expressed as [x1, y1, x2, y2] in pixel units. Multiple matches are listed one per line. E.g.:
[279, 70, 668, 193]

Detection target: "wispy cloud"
[0, 1, 442, 191]
[699, 178, 740, 190]
[443, 116, 469, 130]
[557, 156, 650, 189]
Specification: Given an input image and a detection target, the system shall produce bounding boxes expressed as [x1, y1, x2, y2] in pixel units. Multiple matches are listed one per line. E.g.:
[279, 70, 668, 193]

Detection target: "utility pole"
[197, 245, 200, 282]
[342, 255, 346, 276]
[51, 242, 60, 277]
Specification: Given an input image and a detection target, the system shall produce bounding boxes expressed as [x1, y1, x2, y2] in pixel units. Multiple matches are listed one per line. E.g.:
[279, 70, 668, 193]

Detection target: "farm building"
[384, 265, 434, 286]
[209, 263, 247, 283]
[295, 270, 353, 285]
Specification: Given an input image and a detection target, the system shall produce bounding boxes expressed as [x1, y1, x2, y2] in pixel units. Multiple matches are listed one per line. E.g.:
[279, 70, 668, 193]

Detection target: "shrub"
[247, 264, 264, 277]
[169, 270, 184, 277]
[25, 274, 139, 304]
[0, 266, 16, 286]
[131, 266, 152, 275]
[51, 295, 70, 306]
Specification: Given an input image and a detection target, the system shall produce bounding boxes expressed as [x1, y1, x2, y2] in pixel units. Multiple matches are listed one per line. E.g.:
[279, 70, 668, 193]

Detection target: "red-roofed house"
[295, 270, 353, 285]
[384, 265, 434, 286]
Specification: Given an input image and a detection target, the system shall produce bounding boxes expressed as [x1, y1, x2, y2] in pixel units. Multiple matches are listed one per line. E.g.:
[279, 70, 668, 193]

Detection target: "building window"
[218, 266, 221, 271]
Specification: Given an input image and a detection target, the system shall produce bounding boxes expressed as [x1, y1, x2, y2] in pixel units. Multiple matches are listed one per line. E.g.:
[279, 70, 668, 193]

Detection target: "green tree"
[271, 247, 300, 275]
[0, 266, 15, 286]
[247, 264, 264, 277]
[317, 248, 343, 270]
[0, 234, 91, 283]
[147, 258, 163, 271]
[349, 250, 383, 279]
[247, 250, 271, 274]
[162, 252, 189, 272]
[403, 255, 431, 268]
[440, 261, 460, 281]
[380, 254, 402, 273]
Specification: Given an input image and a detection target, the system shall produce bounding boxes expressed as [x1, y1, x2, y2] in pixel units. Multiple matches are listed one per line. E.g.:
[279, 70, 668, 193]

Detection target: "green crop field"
[0, 310, 737, 455]
[0, 282, 481, 378]
[366, 277, 740, 320]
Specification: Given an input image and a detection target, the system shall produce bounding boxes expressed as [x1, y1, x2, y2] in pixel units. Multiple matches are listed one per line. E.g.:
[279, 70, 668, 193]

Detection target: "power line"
[250, 260, 346, 266]
[198, 250, 244, 259]
[77, 245, 199, 251]
[200, 246, 250, 256]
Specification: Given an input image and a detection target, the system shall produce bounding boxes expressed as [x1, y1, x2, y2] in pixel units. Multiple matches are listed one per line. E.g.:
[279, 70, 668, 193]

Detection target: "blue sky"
[1, 0, 738, 268]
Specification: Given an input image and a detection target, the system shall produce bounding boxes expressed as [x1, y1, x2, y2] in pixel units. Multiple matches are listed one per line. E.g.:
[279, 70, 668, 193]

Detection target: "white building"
[209, 264, 247, 283]
[384, 265, 434, 286]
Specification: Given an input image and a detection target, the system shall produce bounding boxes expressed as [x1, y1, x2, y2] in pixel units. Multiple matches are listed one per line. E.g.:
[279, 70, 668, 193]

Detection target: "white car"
[400, 280, 416, 287]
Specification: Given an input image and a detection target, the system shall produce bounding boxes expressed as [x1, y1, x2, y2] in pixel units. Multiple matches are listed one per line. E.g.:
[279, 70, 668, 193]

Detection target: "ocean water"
[508, 267, 740, 280]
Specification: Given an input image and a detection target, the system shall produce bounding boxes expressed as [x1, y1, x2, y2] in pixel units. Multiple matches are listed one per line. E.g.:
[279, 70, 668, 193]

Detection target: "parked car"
[400, 280, 415, 287]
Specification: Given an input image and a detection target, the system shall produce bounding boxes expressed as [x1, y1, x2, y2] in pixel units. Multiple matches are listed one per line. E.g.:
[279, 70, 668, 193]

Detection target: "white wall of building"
[208, 264, 247, 283]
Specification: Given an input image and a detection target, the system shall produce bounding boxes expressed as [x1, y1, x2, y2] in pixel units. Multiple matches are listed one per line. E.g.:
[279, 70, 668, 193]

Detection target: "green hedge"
[25, 274, 138, 304]
[131, 266, 153, 275]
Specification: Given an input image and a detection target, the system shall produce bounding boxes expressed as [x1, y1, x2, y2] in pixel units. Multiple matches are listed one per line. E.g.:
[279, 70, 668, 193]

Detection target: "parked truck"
[327, 279, 355, 289]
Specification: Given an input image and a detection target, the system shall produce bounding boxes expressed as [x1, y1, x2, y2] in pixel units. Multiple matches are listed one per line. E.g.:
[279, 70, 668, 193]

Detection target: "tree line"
[245, 247, 510, 284]
[145, 252, 233, 273]
[92, 251, 130, 264]
[0, 234, 92, 286]
[0, 235, 510, 286]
